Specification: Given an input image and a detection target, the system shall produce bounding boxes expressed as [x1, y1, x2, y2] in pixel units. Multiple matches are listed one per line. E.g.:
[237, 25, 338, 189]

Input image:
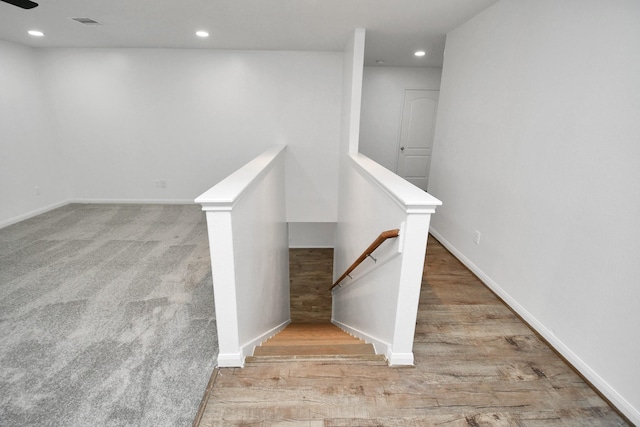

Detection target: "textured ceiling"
[0, 0, 499, 67]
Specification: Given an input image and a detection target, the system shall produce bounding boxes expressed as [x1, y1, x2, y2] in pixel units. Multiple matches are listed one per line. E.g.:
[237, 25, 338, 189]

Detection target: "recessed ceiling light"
[376, 60, 385, 65]
[196, 31, 209, 38]
[28, 30, 45, 37]
[414, 50, 426, 57]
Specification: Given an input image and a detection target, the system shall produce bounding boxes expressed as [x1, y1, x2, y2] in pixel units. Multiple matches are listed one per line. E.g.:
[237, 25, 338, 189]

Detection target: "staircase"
[246, 323, 387, 365]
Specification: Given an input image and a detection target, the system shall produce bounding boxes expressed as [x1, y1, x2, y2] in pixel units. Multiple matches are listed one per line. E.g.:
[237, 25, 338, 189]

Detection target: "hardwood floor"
[289, 248, 334, 323]
[195, 236, 630, 426]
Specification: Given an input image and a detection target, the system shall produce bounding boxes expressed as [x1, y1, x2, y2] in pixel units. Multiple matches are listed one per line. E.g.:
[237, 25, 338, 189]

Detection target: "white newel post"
[201, 207, 243, 367]
[388, 206, 436, 366]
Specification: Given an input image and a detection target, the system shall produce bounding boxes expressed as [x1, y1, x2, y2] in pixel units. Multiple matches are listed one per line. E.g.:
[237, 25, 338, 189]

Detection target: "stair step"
[269, 324, 355, 336]
[253, 343, 375, 357]
[245, 354, 388, 365]
[262, 338, 362, 346]
[248, 323, 385, 364]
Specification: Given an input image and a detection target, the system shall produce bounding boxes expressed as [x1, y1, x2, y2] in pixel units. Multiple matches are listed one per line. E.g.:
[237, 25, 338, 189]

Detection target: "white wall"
[288, 222, 336, 248]
[38, 48, 342, 223]
[429, 0, 640, 423]
[0, 40, 68, 227]
[359, 67, 442, 171]
[196, 146, 289, 367]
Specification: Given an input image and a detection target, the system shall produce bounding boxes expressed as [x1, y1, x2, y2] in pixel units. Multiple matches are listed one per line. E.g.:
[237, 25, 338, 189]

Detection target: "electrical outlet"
[474, 231, 481, 245]
[155, 180, 167, 188]
[35, 186, 41, 196]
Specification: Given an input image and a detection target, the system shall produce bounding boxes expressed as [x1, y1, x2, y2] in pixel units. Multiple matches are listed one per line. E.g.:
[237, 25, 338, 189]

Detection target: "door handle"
[400, 146, 405, 151]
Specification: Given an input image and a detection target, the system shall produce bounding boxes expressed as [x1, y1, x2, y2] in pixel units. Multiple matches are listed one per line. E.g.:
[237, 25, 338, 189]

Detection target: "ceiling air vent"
[71, 17, 101, 25]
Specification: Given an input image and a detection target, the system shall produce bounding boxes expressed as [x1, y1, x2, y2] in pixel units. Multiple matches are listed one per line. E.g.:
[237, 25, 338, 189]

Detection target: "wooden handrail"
[330, 228, 400, 291]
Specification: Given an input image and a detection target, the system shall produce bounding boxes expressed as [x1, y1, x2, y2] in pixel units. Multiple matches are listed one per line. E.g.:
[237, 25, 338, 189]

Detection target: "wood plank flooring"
[195, 236, 630, 426]
[289, 248, 334, 323]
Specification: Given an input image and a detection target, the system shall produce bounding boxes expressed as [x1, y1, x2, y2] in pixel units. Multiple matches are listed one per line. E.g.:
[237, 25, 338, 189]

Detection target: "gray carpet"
[0, 204, 217, 426]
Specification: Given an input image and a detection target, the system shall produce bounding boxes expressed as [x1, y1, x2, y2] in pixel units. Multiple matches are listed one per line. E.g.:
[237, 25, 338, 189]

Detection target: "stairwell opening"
[249, 248, 386, 364]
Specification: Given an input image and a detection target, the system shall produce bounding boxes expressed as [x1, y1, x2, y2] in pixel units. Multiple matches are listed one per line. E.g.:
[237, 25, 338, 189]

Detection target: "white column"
[203, 209, 243, 367]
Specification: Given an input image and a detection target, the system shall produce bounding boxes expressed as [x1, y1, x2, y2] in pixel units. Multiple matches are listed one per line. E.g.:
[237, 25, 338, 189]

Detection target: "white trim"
[217, 352, 245, 368]
[1, 199, 200, 229]
[387, 352, 414, 366]
[241, 319, 291, 361]
[332, 319, 391, 359]
[429, 227, 640, 426]
[288, 245, 335, 249]
[0, 200, 69, 229]
[69, 198, 195, 205]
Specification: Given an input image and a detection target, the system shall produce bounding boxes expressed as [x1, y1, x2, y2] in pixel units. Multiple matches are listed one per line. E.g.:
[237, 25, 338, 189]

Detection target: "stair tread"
[253, 343, 375, 356]
[250, 323, 382, 362]
[245, 354, 387, 365]
[270, 332, 357, 338]
[263, 339, 363, 346]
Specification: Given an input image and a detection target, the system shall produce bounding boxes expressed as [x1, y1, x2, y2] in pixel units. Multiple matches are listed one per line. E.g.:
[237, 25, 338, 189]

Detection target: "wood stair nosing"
[244, 354, 388, 365]
[253, 343, 375, 357]
[261, 341, 362, 347]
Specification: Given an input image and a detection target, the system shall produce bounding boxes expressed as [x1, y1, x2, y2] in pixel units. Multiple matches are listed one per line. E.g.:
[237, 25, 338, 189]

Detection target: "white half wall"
[196, 145, 290, 367]
[360, 66, 442, 171]
[38, 48, 342, 223]
[0, 40, 68, 227]
[333, 154, 441, 365]
[429, 0, 640, 423]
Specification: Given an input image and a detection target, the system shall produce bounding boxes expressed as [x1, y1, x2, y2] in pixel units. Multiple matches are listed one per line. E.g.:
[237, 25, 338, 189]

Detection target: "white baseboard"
[0, 200, 70, 229]
[1, 199, 203, 230]
[209, 320, 291, 368]
[387, 352, 414, 366]
[70, 198, 195, 205]
[217, 352, 245, 368]
[241, 319, 291, 362]
[332, 319, 399, 363]
[429, 227, 640, 426]
[288, 245, 335, 249]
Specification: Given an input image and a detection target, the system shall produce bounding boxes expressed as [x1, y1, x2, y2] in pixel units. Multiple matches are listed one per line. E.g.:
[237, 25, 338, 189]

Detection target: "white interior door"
[396, 89, 439, 191]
